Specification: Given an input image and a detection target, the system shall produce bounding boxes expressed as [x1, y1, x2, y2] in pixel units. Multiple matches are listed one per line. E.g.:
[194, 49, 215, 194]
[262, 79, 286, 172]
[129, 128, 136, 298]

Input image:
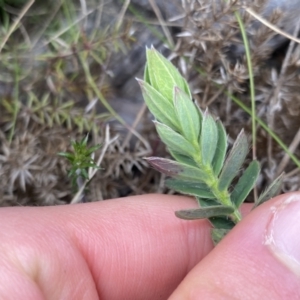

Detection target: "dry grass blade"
[31, 0, 63, 47]
[40, 2, 106, 49]
[267, 19, 300, 175]
[276, 128, 300, 177]
[148, 0, 174, 47]
[244, 6, 300, 45]
[122, 103, 148, 148]
[116, 0, 131, 29]
[0, 0, 35, 53]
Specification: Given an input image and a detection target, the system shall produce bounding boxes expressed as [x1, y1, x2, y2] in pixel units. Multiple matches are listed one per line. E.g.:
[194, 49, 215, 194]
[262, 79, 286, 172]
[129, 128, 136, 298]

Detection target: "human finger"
[169, 192, 300, 299]
[0, 194, 213, 300]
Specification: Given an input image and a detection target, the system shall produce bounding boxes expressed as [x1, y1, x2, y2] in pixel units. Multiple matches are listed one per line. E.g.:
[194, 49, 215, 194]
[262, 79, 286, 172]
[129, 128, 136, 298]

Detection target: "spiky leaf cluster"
[138, 47, 283, 243]
[58, 135, 101, 189]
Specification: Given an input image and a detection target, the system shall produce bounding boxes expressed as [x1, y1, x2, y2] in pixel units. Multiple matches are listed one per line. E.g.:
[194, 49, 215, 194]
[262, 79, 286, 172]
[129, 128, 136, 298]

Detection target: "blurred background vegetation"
[1, 0, 300, 206]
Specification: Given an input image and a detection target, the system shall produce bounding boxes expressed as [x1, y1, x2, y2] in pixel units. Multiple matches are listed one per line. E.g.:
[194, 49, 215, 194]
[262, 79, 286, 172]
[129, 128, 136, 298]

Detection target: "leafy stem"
[194, 156, 242, 223]
[139, 46, 282, 243]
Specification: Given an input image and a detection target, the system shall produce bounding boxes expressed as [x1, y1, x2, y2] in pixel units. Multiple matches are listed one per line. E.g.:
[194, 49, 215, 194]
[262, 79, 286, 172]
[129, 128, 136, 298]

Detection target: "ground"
[0, 0, 299, 206]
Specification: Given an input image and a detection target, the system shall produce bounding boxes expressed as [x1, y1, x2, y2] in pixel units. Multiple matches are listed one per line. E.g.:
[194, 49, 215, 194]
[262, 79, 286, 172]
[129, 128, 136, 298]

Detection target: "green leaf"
[145, 157, 207, 182]
[211, 228, 230, 245]
[197, 197, 220, 207]
[57, 152, 74, 159]
[209, 216, 236, 229]
[175, 205, 234, 220]
[169, 151, 196, 167]
[200, 110, 218, 166]
[194, 101, 204, 122]
[86, 144, 102, 155]
[81, 134, 89, 146]
[212, 121, 227, 175]
[155, 121, 197, 158]
[146, 46, 191, 101]
[253, 173, 284, 209]
[218, 130, 248, 191]
[231, 160, 260, 208]
[81, 168, 89, 180]
[209, 209, 236, 244]
[173, 87, 200, 143]
[138, 79, 178, 130]
[144, 63, 150, 84]
[165, 178, 215, 199]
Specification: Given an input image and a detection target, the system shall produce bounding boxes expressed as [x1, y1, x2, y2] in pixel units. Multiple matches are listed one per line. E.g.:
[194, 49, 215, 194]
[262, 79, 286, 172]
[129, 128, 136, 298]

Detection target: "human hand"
[0, 192, 300, 299]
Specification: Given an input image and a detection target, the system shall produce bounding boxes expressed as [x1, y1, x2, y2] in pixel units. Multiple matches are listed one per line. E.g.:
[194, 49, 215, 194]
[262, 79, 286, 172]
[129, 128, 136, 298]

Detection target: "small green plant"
[138, 47, 283, 244]
[58, 135, 101, 190]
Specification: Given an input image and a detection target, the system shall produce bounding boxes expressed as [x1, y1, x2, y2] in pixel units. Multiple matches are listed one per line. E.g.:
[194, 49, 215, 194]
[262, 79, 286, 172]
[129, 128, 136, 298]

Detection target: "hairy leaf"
[212, 228, 230, 245]
[145, 157, 206, 182]
[165, 178, 215, 199]
[209, 216, 236, 229]
[218, 130, 248, 191]
[174, 87, 200, 143]
[144, 63, 150, 84]
[155, 122, 196, 158]
[253, 173, 284, 209]
[138, 79, 177, 130]
[212, 121, 227, 175]
[146, 46, 191, 101]
[231, 160, 260, 207]
[194, 101, 204, 121]
[197, 197, 220, 207]
[200, 110, 218, 166]
[175, 205, 234, 220]
[169, 151, 196, 167]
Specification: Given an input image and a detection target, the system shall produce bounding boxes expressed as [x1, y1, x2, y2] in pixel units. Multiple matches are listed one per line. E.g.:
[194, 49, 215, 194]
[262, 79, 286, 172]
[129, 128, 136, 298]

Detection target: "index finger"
[0, 194, 213, 300]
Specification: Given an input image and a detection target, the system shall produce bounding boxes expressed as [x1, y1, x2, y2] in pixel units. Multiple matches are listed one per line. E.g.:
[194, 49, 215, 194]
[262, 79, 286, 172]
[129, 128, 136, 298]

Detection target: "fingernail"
[264, 193, 300, 277]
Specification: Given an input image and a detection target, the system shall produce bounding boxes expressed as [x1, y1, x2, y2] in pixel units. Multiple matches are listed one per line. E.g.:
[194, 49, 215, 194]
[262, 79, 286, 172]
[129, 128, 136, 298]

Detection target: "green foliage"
[58, 135, 101, 189]
[174, 86, 200, 143]
[165, 179, 215, 199]
[139, 47, 283, 243]
[218, 130, 248, 191]
[231, 161, 260, 208]
[175, 205, 234, 220]
[253, 173, 284, 209]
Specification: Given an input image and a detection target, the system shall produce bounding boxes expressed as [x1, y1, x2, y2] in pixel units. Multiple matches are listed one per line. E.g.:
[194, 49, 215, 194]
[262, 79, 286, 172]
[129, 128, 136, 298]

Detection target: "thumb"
[169, 192, 300, 299]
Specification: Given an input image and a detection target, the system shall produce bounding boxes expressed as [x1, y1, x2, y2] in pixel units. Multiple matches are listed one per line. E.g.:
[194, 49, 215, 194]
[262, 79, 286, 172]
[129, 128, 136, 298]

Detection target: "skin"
[0, 192, 300, 299]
